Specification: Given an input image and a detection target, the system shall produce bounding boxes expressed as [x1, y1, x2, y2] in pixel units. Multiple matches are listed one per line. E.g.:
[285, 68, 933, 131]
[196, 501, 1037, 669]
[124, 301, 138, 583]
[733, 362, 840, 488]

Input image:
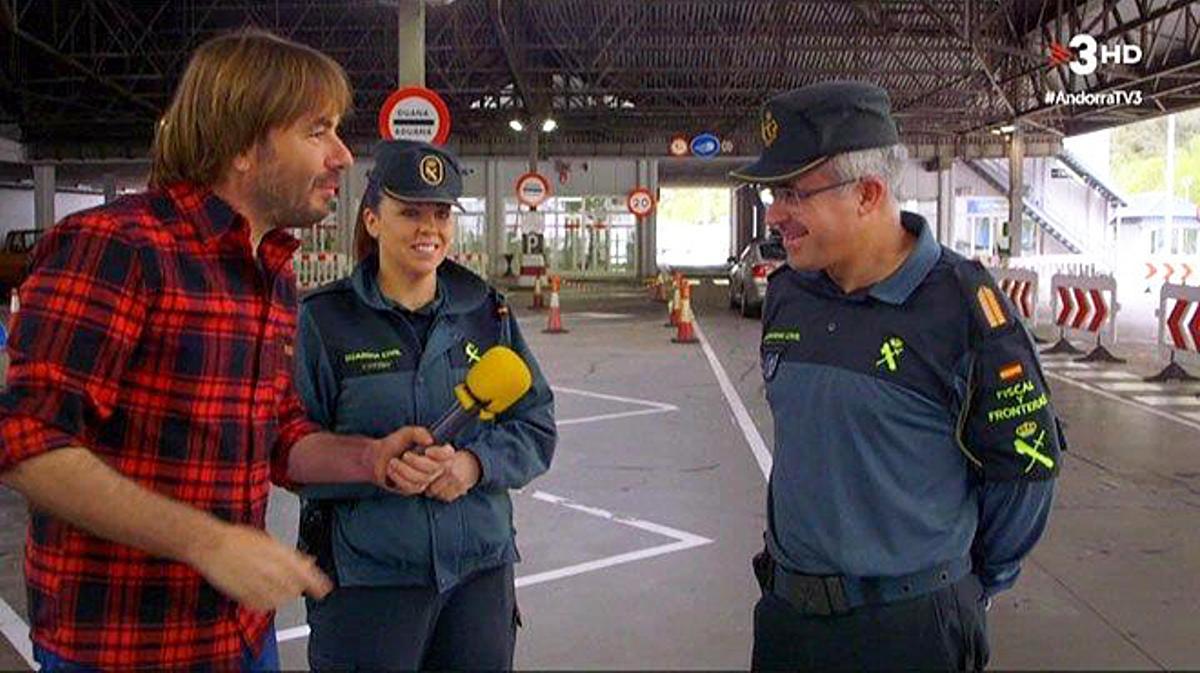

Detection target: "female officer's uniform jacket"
[293, 254, 555, 592]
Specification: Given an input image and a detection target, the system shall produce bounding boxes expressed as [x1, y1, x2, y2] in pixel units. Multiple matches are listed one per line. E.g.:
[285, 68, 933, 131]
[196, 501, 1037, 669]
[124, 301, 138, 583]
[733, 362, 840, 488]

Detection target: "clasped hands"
[363, 426, 481, 502]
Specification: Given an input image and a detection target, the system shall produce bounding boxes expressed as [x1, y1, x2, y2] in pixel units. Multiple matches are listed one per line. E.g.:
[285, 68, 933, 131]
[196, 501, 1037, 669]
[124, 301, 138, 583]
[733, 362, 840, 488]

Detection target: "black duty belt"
[772, 556, 971, 616]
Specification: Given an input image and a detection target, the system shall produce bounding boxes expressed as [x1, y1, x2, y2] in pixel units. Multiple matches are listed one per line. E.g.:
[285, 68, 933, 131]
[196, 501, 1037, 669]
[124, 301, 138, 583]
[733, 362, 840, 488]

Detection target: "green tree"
[1111, 108, 1200, 204]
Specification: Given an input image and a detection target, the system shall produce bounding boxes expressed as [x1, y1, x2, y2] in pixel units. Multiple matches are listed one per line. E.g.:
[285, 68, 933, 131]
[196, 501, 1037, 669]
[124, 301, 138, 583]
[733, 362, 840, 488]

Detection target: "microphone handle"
[426, 404, 478, 449]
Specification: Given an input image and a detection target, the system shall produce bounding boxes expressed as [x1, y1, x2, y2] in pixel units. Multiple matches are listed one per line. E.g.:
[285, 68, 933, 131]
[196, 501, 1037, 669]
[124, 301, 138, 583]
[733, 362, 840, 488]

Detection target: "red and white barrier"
[1045, 272, 1124, 362]
[986, 267, 1038, 329]
[295, 252, 352, 290]
[449, 252, 489, 278]
[1144, 260, 1196, 285]
[1146, 283, 1200, 382]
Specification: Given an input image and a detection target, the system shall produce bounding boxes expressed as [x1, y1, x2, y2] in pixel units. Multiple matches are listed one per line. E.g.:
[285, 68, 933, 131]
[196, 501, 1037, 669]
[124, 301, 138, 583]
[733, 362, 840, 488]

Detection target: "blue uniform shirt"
[762, 212, 1056, 596]
[294, 256, 556, 592]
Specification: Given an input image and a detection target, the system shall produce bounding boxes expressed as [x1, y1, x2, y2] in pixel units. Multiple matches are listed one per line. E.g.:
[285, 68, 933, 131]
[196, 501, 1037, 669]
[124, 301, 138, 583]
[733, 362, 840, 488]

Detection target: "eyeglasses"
[760, 178, 859, 207]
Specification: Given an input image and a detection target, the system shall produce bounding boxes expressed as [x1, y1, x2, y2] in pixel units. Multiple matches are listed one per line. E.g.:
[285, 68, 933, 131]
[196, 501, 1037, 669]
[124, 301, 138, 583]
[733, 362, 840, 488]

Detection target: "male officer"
[730, 81, 1061, 671]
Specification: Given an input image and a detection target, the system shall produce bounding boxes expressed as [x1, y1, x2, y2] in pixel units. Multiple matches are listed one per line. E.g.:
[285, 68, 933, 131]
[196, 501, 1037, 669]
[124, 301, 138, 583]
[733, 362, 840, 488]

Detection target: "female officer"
[292, 139, 556, 670]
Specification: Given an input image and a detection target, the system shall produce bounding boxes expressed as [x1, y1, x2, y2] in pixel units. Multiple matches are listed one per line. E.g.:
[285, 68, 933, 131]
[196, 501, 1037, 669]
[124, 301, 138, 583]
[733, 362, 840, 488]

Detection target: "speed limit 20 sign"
[627, 188, 656, 217]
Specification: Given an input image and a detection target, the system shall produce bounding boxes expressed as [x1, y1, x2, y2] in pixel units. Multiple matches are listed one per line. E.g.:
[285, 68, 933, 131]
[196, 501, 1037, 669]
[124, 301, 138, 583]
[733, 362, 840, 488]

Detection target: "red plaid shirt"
[0, 183, 319, 669]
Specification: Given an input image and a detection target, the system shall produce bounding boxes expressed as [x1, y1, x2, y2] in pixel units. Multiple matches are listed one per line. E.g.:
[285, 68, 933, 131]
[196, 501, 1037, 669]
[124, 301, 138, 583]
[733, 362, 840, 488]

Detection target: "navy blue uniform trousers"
[752, 573, 989, 671]
[307, 564, 518, 671]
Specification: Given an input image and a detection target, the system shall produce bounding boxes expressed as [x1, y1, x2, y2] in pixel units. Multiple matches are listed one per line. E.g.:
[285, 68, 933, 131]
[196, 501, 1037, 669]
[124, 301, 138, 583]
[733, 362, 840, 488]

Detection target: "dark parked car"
[0, 229, 44, 296]
[727, 236, 786, 317]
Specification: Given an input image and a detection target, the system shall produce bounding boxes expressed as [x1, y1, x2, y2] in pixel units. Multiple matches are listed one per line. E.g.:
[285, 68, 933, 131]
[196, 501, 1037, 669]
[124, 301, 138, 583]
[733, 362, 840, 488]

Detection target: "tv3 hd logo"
[1049, 35, 1142, 76]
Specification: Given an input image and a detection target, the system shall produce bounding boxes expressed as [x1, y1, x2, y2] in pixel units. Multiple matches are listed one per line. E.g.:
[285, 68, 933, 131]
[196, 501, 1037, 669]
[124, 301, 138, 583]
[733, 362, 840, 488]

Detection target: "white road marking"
[1132, 395, 1200, 407]
[1068, 370, 1139, 380]
[691, 320, 772, 480]
[1045, 371, 1200, 432]
[0, 597, 35, 669]
[552, 386, 678, 426]
[276, 491, 712, 644]
[1100, 382, 1200, 393]
[1041, 361, 1095, 369]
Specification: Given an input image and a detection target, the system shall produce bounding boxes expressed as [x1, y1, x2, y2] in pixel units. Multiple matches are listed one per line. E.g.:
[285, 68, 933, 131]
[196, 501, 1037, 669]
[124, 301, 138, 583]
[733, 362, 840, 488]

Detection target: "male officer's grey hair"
[824, 144, 908, 202]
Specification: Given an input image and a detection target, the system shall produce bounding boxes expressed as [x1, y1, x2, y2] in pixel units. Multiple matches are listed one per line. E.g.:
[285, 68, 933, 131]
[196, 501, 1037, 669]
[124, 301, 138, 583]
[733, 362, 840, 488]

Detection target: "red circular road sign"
[377, 86, 451, 145]
[627, 187, 656, 217]
[516, 172, 551, 208]
[668, 135, 689, 157]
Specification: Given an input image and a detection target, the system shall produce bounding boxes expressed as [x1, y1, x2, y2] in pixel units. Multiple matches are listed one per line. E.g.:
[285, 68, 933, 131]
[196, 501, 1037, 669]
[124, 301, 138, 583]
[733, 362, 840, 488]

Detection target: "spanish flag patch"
[976, 286, 1007, 329]
[999, 361, 1024, 382]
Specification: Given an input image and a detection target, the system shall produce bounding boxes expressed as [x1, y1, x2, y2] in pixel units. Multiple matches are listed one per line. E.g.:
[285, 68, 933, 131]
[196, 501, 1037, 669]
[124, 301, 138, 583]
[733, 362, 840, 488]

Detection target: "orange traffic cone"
[672, 281, 699, 344]
[665, 271, 683, 327]
[656, 271, 670, 302]
[530, 273, 546, 310]
[543, 275, 568, 334]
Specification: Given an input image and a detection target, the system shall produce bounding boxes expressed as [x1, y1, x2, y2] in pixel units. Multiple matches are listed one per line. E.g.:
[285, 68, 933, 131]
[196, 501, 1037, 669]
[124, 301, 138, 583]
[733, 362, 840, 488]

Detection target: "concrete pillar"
[485, 159, 505, 280]
[734, 186, 755, 255]
[937, 163, 954, 246]
[636, 158, 659, 277]
[33, 164, 55, 230]
[102, 174, 118, 204]
[396, 1, 425, 86]
[1008, 129, 1025, 258]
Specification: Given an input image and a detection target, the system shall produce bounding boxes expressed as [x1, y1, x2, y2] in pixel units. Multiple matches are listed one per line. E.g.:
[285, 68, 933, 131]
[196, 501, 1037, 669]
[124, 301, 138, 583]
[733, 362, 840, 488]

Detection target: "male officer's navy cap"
[371, 139, 464, 205]
[730, 80, 900, 184]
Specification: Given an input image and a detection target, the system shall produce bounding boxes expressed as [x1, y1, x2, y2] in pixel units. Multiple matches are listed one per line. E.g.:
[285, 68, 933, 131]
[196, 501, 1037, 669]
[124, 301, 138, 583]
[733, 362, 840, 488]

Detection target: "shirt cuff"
[0, 413, 80, 473]
[270, 417, 322, 491]
[979, 562, 1021, 597]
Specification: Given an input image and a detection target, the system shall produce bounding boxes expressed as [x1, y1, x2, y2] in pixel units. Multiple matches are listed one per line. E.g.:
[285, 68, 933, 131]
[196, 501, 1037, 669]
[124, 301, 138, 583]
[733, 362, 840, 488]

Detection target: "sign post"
[515, 173, 552, 287]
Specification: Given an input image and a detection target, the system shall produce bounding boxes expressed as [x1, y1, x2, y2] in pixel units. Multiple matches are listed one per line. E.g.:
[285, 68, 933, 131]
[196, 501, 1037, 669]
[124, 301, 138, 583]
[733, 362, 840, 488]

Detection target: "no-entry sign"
[627, 187, 656, 217]
[378, 86, 451, 145]
[516, 172, 551, 208]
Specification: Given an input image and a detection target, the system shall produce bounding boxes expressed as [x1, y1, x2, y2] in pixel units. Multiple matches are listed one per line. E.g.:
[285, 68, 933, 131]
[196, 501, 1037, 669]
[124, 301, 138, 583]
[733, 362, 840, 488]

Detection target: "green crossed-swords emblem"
[1014, 430, 1054, 472]
[876, 337, 905, 372]
[465, 342, 482, 364]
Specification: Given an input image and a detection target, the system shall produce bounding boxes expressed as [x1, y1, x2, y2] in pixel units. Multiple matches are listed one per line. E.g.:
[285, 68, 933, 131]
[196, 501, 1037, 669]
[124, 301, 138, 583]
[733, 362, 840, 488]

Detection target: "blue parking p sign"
[690, 133, 720, 159]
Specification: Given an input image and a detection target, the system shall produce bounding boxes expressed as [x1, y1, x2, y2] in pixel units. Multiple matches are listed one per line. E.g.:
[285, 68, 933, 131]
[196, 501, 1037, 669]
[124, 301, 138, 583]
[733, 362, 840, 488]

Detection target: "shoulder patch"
[953, 259, 1012, 336]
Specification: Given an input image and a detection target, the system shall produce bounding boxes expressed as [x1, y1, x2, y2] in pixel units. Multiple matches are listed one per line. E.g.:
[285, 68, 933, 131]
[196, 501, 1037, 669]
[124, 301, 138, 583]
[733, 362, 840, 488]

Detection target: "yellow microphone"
[426, 345, 533, 447]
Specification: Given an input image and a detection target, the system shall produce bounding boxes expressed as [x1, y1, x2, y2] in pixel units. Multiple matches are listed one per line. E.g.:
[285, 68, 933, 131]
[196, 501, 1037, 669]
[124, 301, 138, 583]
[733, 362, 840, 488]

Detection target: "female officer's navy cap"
[730, 80, 900, 184]
[371, 139, 464, 205]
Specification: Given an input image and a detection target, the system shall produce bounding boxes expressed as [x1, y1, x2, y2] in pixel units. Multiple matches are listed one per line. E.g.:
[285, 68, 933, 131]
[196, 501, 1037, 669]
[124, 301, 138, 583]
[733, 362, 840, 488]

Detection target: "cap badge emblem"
[419, 155, 445, 186]
[761, 110, 780, 147]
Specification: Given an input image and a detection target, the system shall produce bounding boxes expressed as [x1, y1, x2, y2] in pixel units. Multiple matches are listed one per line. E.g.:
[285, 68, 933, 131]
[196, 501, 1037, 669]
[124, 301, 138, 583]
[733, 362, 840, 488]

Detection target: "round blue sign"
[690, 133, 721, 159]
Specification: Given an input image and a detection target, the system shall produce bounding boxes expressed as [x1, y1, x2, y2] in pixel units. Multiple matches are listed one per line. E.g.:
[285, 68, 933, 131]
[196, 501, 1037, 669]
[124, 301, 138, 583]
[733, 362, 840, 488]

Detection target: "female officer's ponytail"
[352, 173, 384, 263]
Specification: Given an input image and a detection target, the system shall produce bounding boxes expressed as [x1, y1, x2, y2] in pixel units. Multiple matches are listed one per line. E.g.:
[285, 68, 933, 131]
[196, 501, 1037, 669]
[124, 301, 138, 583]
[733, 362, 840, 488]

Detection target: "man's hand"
[383, 443, 455, 496]
[425, 447, 482, 503]
[188, 524, 332, 612]
[362, 426, 436, 492]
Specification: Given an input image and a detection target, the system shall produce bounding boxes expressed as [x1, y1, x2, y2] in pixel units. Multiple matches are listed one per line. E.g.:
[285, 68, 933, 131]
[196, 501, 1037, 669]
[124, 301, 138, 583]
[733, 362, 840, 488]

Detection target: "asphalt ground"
[1, 278, 1199, 670]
